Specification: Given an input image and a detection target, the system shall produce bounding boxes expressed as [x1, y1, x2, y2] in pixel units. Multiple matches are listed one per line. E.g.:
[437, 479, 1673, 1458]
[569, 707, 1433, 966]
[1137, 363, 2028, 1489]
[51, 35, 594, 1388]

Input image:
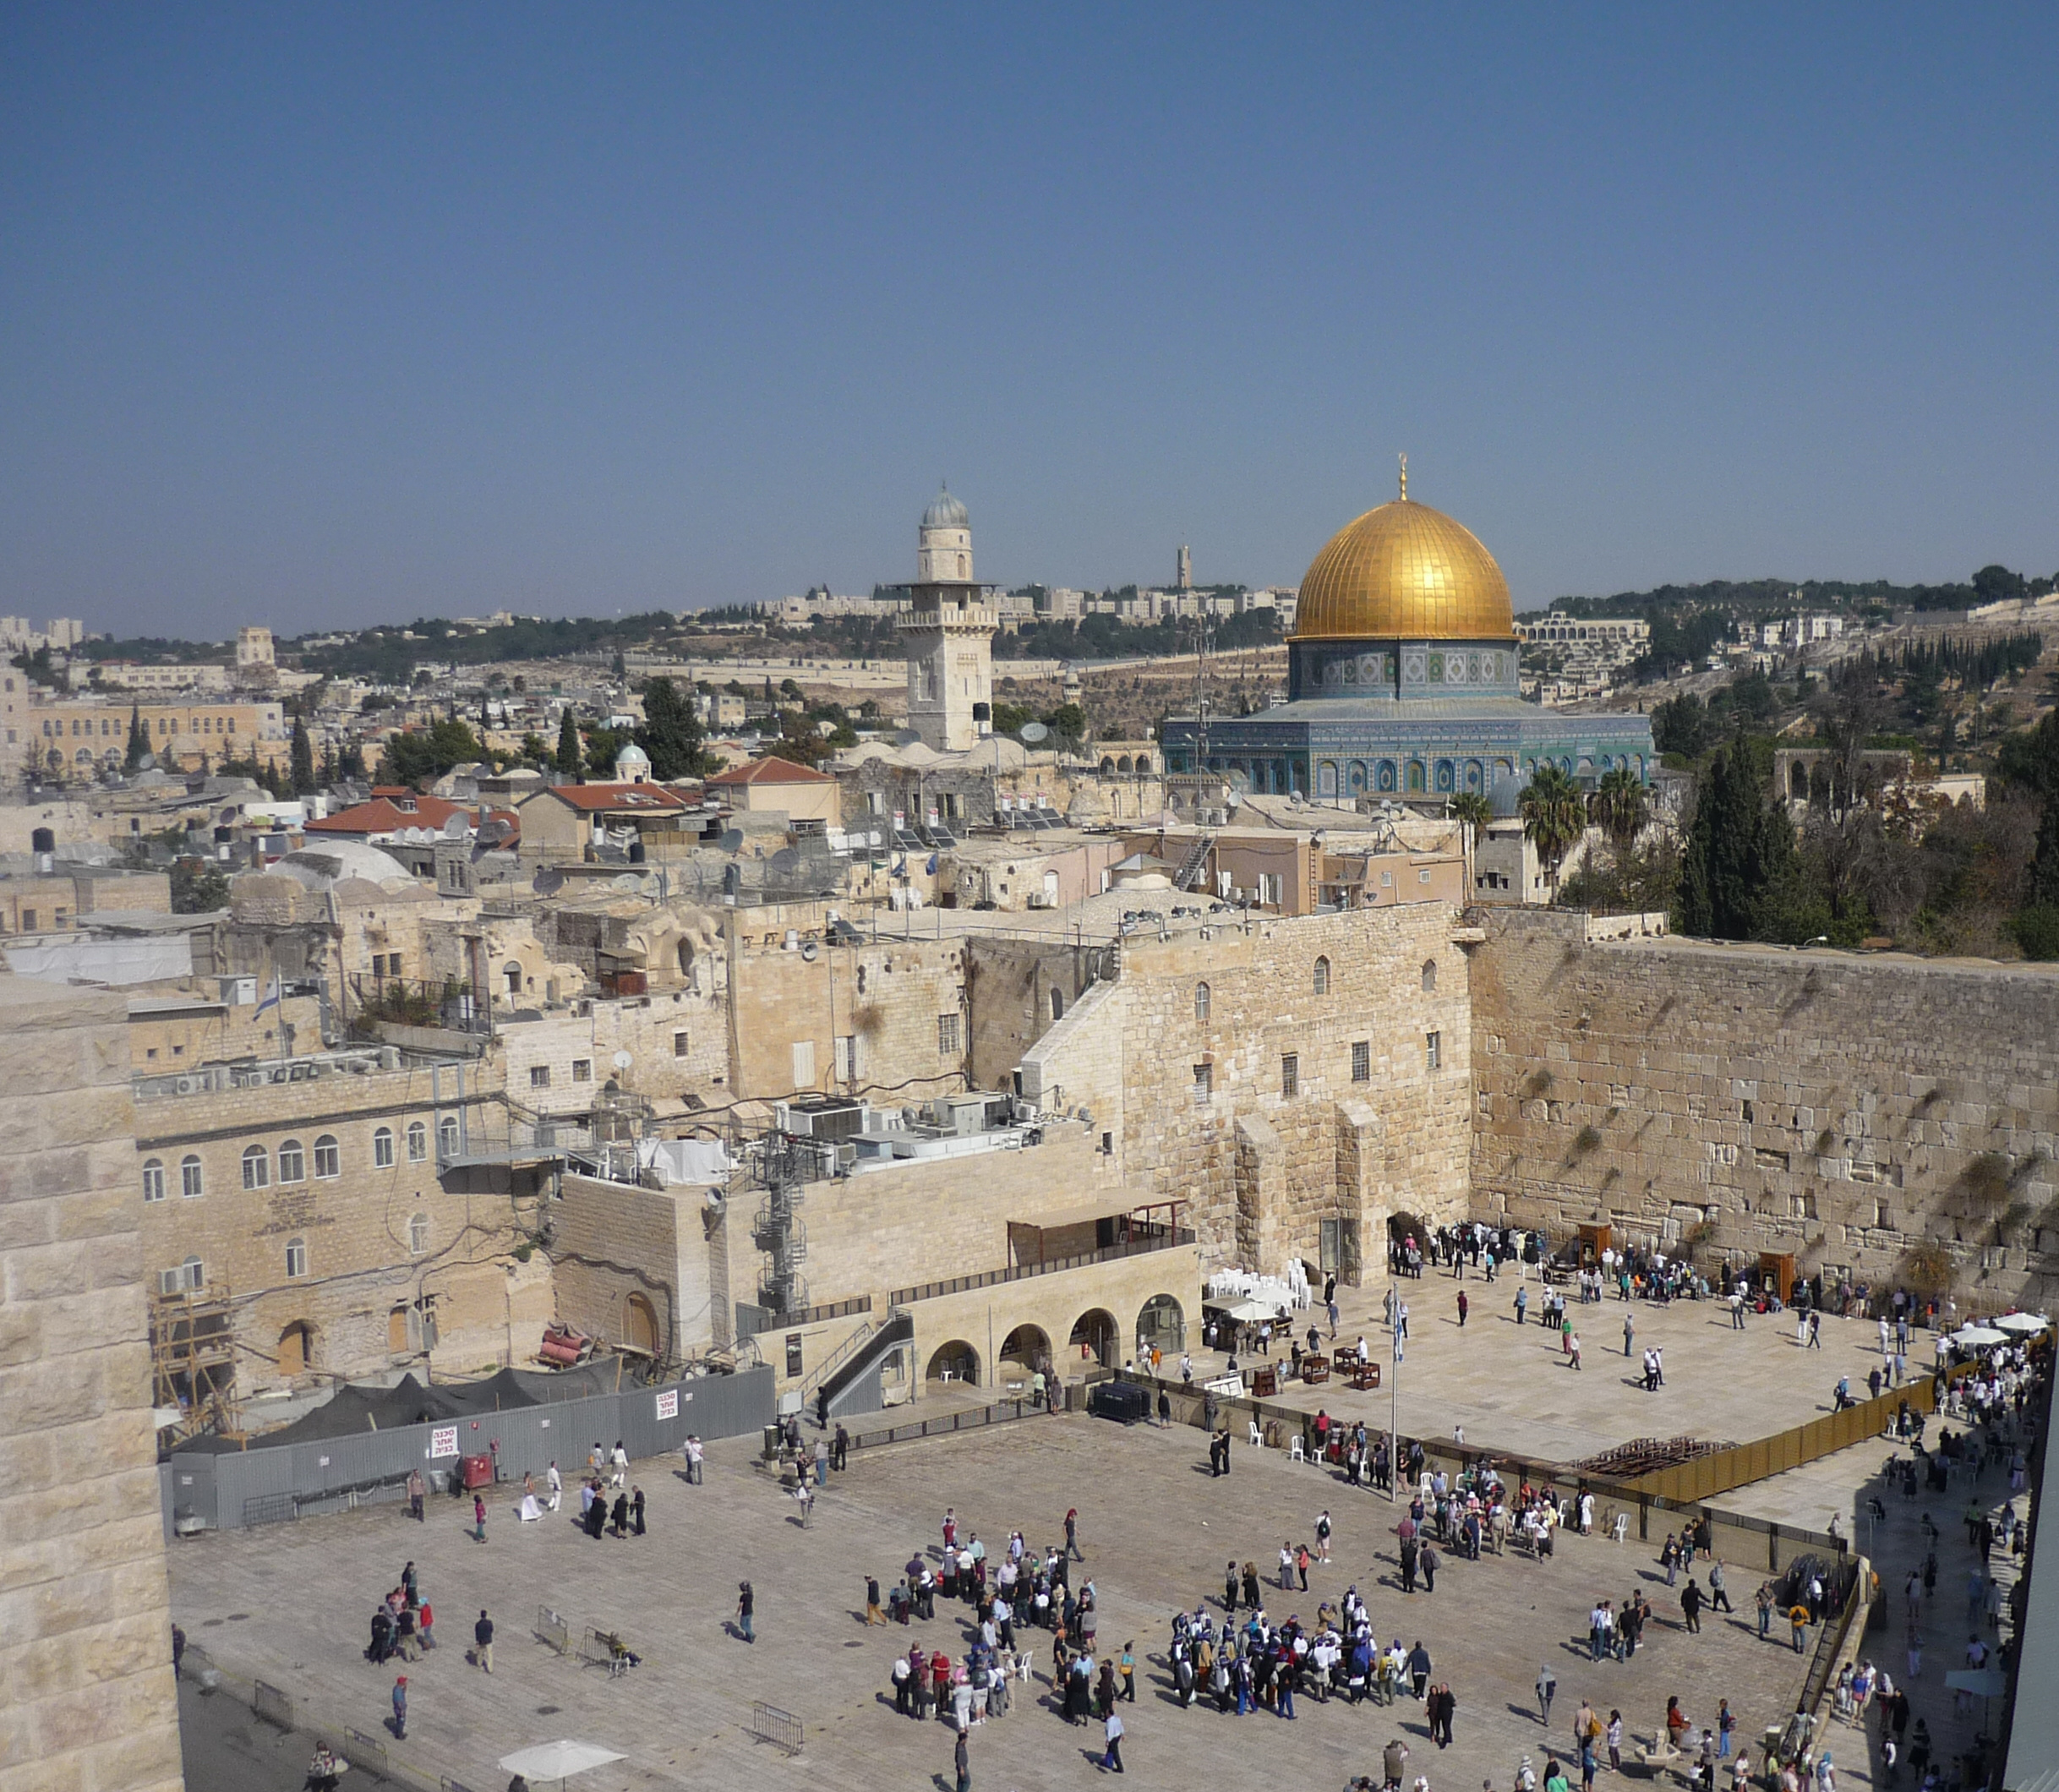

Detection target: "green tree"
[337, 741, 367, 782]
[636, 677, 712, 779]
[1651, 693, 1707, 759]
[1676, 738, 1826, 942]
[518, 731, 549, 766]
[555, 708, 584, 781]
[169, 855, 230, 914]
[1041, 702, 1087, 743]
[288, 718, 314, 795]
[1448, 789, 1492, 855]
[123, 704, 147, 773]
[1592, 766, 1649, 854]
[1518, 764, 1585, 885]
[377, 718, 483, 788]
[583, 726, 623, 777]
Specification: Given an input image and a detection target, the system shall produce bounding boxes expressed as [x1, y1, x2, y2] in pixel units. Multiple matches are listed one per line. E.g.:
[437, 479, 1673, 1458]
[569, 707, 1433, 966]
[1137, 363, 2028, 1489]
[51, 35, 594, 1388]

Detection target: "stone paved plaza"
[1200, 1270, 1901, 1467]
[172, 1411, 1823, 1792]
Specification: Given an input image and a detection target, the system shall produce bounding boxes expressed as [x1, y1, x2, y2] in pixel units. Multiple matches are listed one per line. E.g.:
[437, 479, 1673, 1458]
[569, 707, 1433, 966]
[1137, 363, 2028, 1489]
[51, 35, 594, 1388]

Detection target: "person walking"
[737, 1581, 756, 1644]
[1624, 1314, 1636, 1358]
[1516, 1287, 1529, 1325]
[866, 1575, 885, 1625]
[1682, 1578, 1704, 1634]
[1101, 1707, 1125, 1773]
[546, 1460, 562, 1511]
[472, 1490, 487, 1543]
[1066, 1507, 1084, 1561]
[1317, 1510, 1333, 1564]
[1457, 1290, 1469, 1328]
[407, 1468, 425, 1522]
[390, 1675, 407, 1740]
[1537, 1664, 1557, 1726]
[1708, 1560, 1733, 1614]
[954, 1725, 971, 1792]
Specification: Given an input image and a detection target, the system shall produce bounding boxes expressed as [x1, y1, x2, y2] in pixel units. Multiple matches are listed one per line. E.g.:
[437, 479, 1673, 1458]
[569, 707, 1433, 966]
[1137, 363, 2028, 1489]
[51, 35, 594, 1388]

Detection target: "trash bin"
[460, 1452, 494, 1491]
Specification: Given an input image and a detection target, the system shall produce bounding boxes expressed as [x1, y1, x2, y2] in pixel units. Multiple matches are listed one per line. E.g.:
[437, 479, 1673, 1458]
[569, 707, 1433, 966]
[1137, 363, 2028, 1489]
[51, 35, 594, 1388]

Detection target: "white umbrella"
[1952, 1325, 2007, 1347]
[1209, 1298, 1277, 1323]
[1993, 1313, 2050, 1335]
[499, 1739, 626, 1789]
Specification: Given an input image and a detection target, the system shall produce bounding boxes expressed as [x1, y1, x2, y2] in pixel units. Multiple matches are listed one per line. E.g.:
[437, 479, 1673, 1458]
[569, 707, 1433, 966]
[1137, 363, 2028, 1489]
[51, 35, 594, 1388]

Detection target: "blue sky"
[3, 4, 2056, 636]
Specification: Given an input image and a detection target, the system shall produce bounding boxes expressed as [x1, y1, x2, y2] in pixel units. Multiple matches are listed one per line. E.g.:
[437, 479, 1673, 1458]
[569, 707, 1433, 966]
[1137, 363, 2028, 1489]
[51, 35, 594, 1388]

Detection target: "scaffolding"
[150, 1286, 243, 1445]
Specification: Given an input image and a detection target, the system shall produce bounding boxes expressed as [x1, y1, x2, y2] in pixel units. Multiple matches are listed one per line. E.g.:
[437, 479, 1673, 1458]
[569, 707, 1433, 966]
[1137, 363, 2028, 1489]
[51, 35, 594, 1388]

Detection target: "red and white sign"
[429, 1425, 459, 1460]
[654, 1389, 680, 1421]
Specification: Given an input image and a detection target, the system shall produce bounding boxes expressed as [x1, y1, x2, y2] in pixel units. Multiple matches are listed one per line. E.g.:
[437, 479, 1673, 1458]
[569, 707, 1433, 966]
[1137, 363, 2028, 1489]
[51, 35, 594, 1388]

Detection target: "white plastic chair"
[1290, 1435, 1306, 1463]
[1248, 1420, 1264, 1449]
[1612, 1513, 1630, 1544]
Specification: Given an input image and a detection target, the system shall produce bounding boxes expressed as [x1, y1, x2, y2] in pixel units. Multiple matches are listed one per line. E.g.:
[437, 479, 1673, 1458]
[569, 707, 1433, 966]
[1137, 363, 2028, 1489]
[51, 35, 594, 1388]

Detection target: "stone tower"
[901, 487, 995, 751]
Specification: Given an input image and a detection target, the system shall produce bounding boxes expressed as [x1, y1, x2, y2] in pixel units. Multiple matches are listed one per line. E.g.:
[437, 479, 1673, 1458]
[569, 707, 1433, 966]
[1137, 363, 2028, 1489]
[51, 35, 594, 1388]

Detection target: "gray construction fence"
[161, 1363, 773, 1535]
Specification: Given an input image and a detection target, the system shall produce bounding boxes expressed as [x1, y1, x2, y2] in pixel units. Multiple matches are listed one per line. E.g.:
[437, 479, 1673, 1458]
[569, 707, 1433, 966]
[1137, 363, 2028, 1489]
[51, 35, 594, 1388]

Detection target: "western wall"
[1469, 906, 2059, 1308]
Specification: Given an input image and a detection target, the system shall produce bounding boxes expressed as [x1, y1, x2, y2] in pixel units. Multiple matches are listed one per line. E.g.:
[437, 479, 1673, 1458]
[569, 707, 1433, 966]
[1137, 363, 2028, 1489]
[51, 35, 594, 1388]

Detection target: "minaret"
[900, 485, 995, 751]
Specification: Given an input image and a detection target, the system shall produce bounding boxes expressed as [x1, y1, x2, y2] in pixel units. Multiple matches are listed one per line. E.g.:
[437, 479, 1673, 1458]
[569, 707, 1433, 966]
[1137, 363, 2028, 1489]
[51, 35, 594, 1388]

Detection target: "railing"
[1798, 1556, 1869, 1716]
[534, 1605, 571, 1655]
[799, 1295, 871, 1325]
[796, 1318, 877, 1403]
[750, 1702, 804, 1756]
[890, 1230, 1195, 1306]
[1622, 1378, 1936, 1502]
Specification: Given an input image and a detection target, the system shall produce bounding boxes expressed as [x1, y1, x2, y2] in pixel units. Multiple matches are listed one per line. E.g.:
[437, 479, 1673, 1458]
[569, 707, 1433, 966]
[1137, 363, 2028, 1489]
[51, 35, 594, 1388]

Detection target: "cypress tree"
[289, 718, 314, 795]
[555, 708, 583, 782]
[123, 703, 147, 773]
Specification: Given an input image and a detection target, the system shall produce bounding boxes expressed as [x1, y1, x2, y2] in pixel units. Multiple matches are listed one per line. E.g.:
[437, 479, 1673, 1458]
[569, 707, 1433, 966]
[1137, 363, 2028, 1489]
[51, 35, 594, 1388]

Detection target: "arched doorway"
[387, 1304, 412, 1354]
[624, 1292, 661, 1357]
[277, 1321, 314, 1378]
[1135, 1295, 1184, 1358]
[998, 1324, 1051, 1382]
[1068, 1308, 1117, 1368]
[926, 1341, 979, 1387]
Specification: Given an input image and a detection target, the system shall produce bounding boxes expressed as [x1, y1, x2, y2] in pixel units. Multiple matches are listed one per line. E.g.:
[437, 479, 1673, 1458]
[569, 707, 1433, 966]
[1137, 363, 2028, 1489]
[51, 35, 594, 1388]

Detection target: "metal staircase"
[1173, 832, 1215, 892]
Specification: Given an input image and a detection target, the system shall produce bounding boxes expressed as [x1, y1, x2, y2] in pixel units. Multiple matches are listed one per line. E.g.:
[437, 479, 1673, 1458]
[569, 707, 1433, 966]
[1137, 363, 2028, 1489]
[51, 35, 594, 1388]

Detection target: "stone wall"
[965, 934, 1119, 1092]
[551, 1173, 716, 1360]
[1470, 908, 2059, 1306]
[0, 975, 184, 1792]
[1023, 905, 1475, 1277]
[132, 1058, 542, 1392]
[725, 906, 970, 1105]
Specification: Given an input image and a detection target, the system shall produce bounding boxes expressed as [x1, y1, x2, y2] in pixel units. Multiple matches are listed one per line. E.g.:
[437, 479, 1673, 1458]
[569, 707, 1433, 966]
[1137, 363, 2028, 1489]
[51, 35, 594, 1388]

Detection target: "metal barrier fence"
[1798, 1555, 1871, 1716]
[890, 1232, 1193, 1307]
[252, 1679, 293, 1732]
[750, 1701, 804, 1756]
[535, 1604, 571, 1654]
[841, 1394, 1045, 1452]
[1116, 1368, 1849, 1577]
[343, 1728, 390, 1774]
[165, 1365, 774, 1533]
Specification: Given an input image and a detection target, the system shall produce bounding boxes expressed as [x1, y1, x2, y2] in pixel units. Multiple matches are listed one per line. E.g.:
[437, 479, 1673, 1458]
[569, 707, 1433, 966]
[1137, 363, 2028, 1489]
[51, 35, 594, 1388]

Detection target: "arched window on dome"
[1377, 761, 1397, 793]
[1435, 760, 1456, 793]
[1317, 761, 1337, 798]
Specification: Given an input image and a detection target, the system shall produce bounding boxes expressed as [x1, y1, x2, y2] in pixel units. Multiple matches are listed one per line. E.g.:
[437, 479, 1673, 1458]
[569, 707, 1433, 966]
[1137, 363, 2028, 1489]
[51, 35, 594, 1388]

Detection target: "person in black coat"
[609, 1492, 631, 1538]
[631, 1486, 646, 1536]
[584, 1489, 608, 1539]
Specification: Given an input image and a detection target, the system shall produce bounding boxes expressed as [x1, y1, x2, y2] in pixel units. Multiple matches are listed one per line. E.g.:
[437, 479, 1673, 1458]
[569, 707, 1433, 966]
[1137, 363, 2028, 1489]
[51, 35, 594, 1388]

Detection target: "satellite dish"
[1020, 721, 1049, 743]
[612, 1051, 633, 1070]
[769, 847, 800, 877]
[717, 829, 744, 853]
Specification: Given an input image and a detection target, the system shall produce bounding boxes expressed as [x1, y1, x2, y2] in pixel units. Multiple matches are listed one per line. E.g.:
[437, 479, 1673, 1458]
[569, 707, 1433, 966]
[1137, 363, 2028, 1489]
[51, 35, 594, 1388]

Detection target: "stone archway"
[1068, 1308, 1117, 1368]
[926, 1340, 980, 1387]
[1135, 1294, 1184, 1357]
[625, 1292, 661, 1357]
[277, 1320, 314, 1378]
[999, 1324, 1051, 1381]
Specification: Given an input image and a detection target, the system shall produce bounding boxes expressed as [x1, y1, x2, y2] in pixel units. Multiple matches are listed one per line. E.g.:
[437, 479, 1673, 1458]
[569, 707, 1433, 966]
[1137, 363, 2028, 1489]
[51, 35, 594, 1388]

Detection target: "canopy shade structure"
[498, 1739, 626, 1784]
[1206, 1298, 1280, 1324]
[1993, 1313, 2051, 1334]
[1952, 1326, 2008, 1347]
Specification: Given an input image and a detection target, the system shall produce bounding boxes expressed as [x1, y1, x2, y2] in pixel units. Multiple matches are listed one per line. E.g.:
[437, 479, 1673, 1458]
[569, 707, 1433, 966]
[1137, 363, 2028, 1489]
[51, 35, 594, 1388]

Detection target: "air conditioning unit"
[157, 1269, 185, 1296]
[1025, 893, 1055, 909]
[173, 1075, 202, 1095]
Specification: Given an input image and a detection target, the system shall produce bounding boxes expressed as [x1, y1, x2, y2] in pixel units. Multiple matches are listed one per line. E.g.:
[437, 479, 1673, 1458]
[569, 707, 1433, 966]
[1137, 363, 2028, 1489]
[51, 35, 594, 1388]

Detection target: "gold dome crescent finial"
[1398, 452, 1407, 503]
[1290, 489, 1514, 642]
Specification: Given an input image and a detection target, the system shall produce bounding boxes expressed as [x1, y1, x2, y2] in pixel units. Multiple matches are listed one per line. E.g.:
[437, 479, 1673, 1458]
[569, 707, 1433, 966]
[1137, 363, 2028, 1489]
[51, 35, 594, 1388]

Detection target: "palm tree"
[1519, 763, 1586, 888]
[1592, 766, 1649, 855]
[1448, 789, 1492, 865]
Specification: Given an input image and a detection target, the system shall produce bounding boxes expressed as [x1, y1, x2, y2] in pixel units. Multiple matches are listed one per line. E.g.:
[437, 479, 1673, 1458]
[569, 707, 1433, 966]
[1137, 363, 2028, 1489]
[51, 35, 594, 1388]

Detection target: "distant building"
[1177, 544, 1193, 592]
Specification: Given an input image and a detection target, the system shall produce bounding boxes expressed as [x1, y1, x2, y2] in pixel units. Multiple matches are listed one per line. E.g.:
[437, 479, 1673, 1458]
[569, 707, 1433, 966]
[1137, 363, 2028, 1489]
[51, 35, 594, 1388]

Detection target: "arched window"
[180, 1155, 205, 1200]
[241, 1145, 270, 1189]
[1422, 959, 1438, 993]
[312, 1134, 340, 1178]
[1049, 987, 1065, 1022]
[181, 1255, 205, 1289]
[407, 1121, 428, 1163]
[141, 1159, 166, 1203]
[284, 1237, 307, 1279]
[373, 1126, 395, 1169]
[407, 1212, 430, 1255]
[1194, 981, 1210, 1022]
[1313, 956, 1330, 997]
[438, 1115, 460, 1159]
[276, 1139, 305, 1183]
[388, 1305, 412, 1353]
[504, 961, 524, 997]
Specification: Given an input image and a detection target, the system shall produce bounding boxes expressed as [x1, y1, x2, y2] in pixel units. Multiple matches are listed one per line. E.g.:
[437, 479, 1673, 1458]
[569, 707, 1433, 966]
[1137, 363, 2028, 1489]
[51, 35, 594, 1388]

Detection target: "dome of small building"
[614, 740, 652, 780]
[921, 485, 969, 531]
[1292, 495, 1514, 642]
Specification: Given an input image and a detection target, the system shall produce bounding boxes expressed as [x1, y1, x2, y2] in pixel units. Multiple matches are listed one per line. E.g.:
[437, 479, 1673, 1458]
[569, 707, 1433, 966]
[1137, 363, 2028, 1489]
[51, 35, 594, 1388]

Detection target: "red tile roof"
[706, 756, 835, 786]
[307, 790, 518, 837]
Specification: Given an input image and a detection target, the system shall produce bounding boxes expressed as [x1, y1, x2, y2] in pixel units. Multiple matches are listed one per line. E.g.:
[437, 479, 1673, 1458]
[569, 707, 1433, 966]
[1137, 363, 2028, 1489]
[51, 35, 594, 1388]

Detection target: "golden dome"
[1292, 497, 1514, 641]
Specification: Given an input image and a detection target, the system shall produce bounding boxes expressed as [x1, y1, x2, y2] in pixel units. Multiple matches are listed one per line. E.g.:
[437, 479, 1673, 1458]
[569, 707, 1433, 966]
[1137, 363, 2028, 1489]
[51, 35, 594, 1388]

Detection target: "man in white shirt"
[546, 1460, 563, 1511]
[609, 1441, 629, 1489]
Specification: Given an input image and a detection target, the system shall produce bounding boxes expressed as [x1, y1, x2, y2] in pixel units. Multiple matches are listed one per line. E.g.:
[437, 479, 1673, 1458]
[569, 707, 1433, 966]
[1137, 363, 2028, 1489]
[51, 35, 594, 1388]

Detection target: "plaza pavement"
[1191, 1268, 1906, 1470]
[171, 1408, 1822, 1792]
